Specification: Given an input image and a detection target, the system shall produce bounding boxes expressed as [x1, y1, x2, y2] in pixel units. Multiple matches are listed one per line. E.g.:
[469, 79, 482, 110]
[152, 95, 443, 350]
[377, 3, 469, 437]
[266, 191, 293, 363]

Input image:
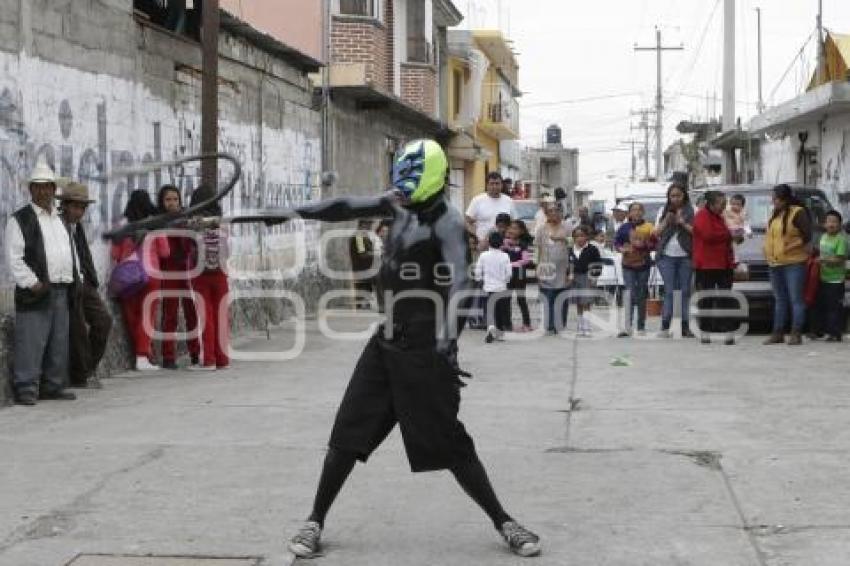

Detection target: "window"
[337, 0, 382, 18]
[406, 0, 432, 63]
[134, 0, 201, 39]
[452, 69, 463, 119]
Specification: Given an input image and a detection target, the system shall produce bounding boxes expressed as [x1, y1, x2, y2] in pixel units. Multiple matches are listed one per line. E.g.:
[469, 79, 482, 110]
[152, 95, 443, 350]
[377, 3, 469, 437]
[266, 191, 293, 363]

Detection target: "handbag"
[108, 250, 149, 299]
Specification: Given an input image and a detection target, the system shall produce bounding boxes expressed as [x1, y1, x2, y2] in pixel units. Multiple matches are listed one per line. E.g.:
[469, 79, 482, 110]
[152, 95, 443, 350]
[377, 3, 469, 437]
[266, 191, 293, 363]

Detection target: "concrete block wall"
[0, 0, 331, 404]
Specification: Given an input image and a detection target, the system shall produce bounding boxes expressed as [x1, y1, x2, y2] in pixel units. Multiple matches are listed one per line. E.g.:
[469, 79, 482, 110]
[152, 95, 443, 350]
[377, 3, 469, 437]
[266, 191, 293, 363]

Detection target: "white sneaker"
[288, 520, 322, 558]
[135, 357, 159, 371]
[656, 329, 672, 339]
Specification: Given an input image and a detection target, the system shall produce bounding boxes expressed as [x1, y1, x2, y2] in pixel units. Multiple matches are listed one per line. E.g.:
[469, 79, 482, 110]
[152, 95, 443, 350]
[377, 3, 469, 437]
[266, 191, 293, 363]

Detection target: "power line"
[522, 92, 642, 108]
[666, 90, 759, 107]
[666, 0, 721, 108]
[767, 28, 816, 103]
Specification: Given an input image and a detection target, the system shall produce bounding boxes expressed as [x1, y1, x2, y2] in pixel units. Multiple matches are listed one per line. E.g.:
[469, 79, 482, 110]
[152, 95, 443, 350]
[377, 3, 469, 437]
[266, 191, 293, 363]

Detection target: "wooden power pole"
[201, 0, 220, 191]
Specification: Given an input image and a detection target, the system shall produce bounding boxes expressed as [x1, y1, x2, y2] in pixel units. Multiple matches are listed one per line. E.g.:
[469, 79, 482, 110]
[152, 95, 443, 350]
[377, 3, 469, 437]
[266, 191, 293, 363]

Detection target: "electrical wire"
[767, 28, 816, 104]
[665, 0, 721, 111]
[522, 92, 642, 108]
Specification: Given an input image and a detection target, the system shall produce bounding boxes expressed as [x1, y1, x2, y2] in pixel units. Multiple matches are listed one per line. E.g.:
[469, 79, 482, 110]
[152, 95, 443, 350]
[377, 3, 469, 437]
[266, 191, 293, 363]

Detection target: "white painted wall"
[0, 52, 321, 288]
[758, 112, 850, 212]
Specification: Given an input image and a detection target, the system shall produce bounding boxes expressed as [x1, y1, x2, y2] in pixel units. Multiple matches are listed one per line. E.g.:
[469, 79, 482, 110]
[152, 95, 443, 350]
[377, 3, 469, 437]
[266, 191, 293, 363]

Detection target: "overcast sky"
[456, 0, 850, 186]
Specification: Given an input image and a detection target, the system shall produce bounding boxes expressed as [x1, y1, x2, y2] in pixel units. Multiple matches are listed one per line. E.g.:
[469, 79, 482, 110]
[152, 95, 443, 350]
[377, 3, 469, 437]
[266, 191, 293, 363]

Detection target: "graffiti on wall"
[0, 52, 321, 287]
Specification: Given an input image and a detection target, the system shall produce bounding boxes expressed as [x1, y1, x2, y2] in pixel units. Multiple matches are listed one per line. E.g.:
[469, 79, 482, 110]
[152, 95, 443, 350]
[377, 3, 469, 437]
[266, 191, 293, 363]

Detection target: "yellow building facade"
[446, 29, 520, 209]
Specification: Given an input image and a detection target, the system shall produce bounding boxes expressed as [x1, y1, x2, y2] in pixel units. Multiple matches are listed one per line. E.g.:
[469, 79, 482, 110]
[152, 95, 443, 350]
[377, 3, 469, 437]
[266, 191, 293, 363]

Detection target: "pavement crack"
[715, 456, 770, 566]
[564, 338, 580, 446]
[0, 445, 167, 555]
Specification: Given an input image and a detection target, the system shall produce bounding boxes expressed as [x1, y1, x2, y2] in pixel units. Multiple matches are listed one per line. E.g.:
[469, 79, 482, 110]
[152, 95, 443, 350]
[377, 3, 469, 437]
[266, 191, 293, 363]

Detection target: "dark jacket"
[71, 223, 99, 288]
[13, 206, 51, 310]
[569, 243, 602, 275]
[656, 204, 694, 257]
[502, 233, 534, 285]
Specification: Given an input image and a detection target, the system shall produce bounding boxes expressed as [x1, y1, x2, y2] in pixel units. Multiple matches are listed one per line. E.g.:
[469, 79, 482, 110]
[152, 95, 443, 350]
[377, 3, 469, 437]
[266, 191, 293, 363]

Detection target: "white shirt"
[474, 248, 512, 292]
[6, 203, 80, 288]
[655, 207, 688, 257]
[466, 193, 516, 240]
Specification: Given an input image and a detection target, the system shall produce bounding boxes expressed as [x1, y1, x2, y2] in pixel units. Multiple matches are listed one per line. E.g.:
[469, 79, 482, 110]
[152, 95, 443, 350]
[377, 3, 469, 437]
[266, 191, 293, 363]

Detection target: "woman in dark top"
[652, 183, 695, 338]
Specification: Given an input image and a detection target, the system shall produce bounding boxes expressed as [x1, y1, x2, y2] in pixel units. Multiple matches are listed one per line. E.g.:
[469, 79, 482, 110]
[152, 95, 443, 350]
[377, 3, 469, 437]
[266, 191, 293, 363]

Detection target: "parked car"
[616, 193, 668, 226]
[691, 184, 842, 326]
[512, 198, 541, 235]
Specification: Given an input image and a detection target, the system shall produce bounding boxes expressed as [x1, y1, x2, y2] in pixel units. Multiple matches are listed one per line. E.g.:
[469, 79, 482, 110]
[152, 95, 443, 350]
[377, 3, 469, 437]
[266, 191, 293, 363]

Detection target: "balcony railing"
[484, 97, 519, 136]
[480, 79, 519, 138]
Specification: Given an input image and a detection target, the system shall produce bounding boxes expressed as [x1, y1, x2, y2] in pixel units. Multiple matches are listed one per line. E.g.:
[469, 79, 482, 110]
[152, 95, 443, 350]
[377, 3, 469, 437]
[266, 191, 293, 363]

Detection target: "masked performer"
[276, 140, 541, 559]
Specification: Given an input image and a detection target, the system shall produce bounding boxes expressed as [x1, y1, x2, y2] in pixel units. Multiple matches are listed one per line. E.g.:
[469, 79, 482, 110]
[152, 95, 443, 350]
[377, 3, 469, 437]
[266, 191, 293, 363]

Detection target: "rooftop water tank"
[546, 124, 562, 146]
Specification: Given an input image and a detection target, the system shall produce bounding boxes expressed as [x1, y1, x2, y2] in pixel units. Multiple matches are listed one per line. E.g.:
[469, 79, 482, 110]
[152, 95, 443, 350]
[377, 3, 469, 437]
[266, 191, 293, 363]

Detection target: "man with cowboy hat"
[5, 156, 81, 405]
[58, 181, 113, 388]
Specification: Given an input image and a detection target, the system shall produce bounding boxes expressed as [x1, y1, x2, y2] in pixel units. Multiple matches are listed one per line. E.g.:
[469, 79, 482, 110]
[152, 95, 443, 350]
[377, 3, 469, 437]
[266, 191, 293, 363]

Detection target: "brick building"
[321, 0, 464, 200]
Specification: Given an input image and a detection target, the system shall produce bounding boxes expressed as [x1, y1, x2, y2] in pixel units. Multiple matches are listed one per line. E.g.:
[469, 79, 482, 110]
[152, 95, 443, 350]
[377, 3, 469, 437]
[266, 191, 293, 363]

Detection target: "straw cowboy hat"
[27, 155, 57, 185]
[57, 182, 96, 204]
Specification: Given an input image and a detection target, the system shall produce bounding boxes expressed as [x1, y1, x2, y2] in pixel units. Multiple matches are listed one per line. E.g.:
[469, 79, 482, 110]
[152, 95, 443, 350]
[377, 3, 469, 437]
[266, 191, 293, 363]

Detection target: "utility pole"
[201, 0, 220, 190]
[621, 139, 639, 182]
[635, 28, 683, 182]
[756, 7, 764, 113]
[816, 0, 825, 85]
[630, 109, 654, 182]
[722, 0, 735, 131]
[721, 0, 736, 183]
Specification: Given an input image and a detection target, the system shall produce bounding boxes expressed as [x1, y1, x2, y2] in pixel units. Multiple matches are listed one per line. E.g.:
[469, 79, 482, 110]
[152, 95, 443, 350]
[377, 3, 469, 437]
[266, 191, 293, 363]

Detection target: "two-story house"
[322, 0, 463, 198]
[446, 29, 521, 209]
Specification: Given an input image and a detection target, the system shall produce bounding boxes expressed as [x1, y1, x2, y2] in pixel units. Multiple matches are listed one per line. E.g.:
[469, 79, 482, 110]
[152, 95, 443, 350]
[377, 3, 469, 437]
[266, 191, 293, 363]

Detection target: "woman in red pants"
[188, 187, 230, 371]
[157, 185, 201, 369]
[111, 190, 170, 371]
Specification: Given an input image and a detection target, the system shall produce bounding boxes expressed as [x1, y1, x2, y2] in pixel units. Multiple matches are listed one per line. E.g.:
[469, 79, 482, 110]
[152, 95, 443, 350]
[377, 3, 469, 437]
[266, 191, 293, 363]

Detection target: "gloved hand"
[436, 339, 472, 386]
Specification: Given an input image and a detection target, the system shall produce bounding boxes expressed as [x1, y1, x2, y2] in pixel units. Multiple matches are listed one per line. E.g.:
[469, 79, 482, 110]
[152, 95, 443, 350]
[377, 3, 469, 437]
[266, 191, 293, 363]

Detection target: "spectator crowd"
[463, 171, 849, 348]
[6, 156, 232, 406]
[5, 159, 849, 407]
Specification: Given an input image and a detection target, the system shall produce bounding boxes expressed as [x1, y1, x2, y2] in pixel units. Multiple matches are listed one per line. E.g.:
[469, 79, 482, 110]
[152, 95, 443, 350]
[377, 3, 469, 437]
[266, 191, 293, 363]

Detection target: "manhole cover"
[68, 557, 259, 566]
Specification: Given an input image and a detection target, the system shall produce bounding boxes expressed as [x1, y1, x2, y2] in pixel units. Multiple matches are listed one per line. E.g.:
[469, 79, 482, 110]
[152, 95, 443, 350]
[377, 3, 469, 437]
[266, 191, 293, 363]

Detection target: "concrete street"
[1, 310, 849, 566]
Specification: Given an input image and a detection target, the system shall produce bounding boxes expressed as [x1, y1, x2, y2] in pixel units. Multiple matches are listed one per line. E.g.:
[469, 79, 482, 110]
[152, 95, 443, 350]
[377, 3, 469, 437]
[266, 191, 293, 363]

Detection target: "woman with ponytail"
[763, 184, 812, 346]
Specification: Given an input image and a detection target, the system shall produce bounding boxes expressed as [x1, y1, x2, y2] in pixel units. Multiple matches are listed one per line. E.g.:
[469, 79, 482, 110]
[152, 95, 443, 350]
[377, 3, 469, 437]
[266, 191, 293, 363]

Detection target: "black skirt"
[328, 333, 477, 472]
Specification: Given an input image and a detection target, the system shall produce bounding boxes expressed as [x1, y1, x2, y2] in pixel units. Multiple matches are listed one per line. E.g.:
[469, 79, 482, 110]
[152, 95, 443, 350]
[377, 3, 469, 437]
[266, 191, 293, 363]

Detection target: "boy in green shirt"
[814, 211, 847, 341]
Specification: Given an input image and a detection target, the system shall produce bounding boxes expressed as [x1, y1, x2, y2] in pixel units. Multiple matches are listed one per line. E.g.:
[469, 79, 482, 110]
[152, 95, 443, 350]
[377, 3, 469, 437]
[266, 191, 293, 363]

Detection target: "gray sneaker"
[500, 521, 541, 557]
[288, 521, 322, 558]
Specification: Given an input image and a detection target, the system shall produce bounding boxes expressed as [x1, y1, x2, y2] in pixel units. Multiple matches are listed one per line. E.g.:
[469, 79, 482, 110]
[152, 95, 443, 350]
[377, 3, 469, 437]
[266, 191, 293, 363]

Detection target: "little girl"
[502, 220, 534, 332]
[569, 226, 601, 337]
[723, 194, 752, 239]
[723, 194, 752, 269]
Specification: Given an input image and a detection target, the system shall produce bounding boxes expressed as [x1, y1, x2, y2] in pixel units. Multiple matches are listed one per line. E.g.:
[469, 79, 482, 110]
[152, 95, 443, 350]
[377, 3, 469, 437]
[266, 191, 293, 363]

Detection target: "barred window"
[338, 0, 381, 18]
